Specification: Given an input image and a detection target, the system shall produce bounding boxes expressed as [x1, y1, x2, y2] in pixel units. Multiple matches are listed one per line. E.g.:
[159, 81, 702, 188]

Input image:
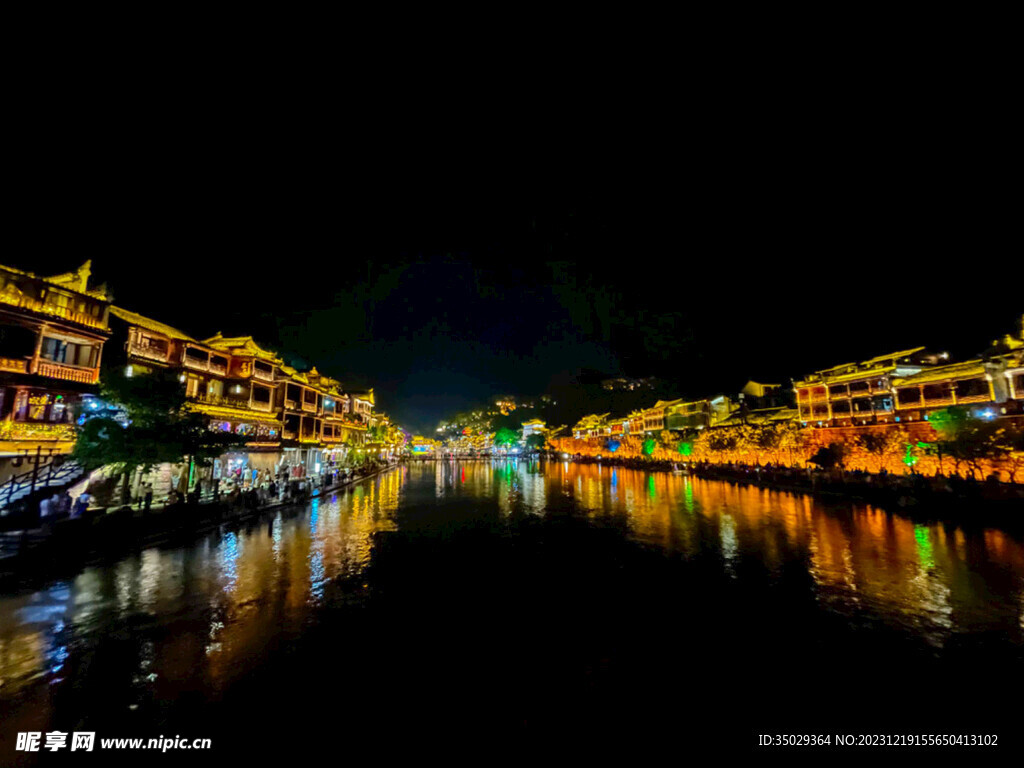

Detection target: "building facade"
[1, 262, 110, 485]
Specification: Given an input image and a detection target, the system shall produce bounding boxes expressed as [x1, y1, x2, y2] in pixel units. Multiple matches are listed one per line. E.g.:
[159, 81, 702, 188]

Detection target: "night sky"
[9, 134, 1019, 434]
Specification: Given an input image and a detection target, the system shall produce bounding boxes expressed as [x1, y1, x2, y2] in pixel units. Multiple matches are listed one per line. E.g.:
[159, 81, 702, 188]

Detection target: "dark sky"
[7, 96, 1019, 434]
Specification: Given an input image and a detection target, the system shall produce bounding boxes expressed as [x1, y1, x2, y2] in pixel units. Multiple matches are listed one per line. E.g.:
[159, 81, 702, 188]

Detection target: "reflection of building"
[794, 348, 944, 427]
[1, 261, 110, 485]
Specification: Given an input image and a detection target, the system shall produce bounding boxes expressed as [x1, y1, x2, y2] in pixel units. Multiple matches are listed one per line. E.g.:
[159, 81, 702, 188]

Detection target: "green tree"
[525, 433, 546, 451]
[73, 369, 244, 505]
[494, 427, 520, 449]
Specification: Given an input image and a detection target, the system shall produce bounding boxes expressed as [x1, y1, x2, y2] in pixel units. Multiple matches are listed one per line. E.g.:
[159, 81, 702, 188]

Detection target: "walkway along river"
[1, 460, 1023, 760]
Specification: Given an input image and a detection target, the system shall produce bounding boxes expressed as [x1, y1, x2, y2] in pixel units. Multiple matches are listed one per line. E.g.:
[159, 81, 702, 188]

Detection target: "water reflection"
[1, 461, 1023, 729]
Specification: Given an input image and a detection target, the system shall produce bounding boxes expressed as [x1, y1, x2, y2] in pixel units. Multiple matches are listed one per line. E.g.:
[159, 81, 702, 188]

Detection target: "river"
[2, 460, 1023, 760]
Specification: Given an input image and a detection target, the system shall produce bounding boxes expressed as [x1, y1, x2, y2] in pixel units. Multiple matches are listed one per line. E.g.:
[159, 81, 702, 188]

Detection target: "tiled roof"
[110, 306, 197, 341]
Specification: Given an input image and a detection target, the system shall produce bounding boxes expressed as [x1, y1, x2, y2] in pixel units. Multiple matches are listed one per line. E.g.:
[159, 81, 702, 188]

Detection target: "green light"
[914, 525, 935, 570]
[678, 441, 692, 457]
[642, 438, 656, 456]
[902, 444, 918, 468]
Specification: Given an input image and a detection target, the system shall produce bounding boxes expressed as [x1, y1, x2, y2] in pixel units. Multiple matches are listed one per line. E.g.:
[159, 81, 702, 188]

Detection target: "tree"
[73, 369, 245, 505]
[930, 407, 1006, 479]
[526, 433, 546, 451]
[494, 427, 519, 450]
[855, 429, 906, 473]
[807, 443, 846, 470]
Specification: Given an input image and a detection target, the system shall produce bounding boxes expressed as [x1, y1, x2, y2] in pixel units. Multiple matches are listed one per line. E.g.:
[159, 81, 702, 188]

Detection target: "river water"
[2, 460, 1023, 760]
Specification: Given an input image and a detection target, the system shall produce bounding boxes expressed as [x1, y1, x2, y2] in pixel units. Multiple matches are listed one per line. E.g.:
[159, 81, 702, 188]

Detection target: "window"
[896, 388, 921, 406]
[141, 335, 168, 355]
[39, 337, 97, 367]
[252, 385, 271, 404]
[955, 377, 989, 400]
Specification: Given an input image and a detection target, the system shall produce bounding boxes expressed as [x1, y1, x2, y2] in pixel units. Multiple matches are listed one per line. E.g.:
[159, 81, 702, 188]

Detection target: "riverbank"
[0, 463, 399, 583]
[544, 453, 1024, 530]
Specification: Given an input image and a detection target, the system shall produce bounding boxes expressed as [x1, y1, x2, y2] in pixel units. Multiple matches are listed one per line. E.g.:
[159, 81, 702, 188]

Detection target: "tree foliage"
[73, 369, 246, 501]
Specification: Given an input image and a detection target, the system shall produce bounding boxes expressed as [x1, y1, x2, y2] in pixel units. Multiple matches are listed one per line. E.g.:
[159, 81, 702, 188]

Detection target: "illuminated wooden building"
[738, 381, 786, 409]
[521, 418, 547, 439]
[306, 369, 368, 464]
[573, 413, 610, 440]
[347, 390, 375, 427]
[641, 400, 681, 433]
[627, 410, 646, 436]
[108, 310, 286, 486]
[1, 261, 110, 484]
[893, 319, 1024, 421]
[891, 360, 997, 420]
[794, 348, 944, 427]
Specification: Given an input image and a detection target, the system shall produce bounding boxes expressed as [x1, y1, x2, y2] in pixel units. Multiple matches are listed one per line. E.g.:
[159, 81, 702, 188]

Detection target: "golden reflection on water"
[0, 471, 404, 698]
[1, 462, 1023, 704]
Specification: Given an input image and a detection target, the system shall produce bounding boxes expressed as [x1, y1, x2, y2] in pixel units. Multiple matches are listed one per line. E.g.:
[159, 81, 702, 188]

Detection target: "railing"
[193, 393, 253, 410]
[0, 459, 85, 512]
[956, 394, 992, 405]
[127, 343, 170, 363]
[35, 360, 99, 383]
[252, 368, 274, 382]
[0, 293, 107, 330]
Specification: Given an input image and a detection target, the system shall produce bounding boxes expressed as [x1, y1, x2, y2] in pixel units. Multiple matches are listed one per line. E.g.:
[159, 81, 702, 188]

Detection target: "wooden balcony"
[127, 342, 170, 363]
[35, 360, 98, 384]
[0, 293, 106, 330]
[956, 394, 992, 405]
